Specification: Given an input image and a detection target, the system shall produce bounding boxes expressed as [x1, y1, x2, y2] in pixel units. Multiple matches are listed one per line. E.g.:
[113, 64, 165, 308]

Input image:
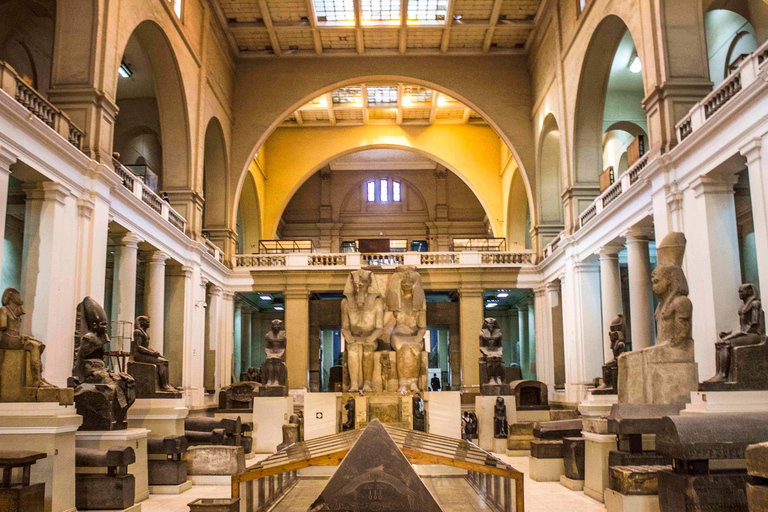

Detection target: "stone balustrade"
[204, 238, 226, 265]
[0, 60, 86, 152]
[233, 250, 536, 269]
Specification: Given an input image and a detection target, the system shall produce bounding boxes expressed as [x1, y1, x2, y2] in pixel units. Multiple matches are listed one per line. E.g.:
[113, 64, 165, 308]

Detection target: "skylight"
[332, 86, 363, 105]
[366, 85, 398, 106]
[407, 0, 448, 24]
[314, 0, 355, 23]
[361, 0, 401, 24]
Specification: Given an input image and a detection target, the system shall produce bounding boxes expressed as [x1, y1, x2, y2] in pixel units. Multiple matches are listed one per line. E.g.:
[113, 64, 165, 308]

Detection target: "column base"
[604, 489, 660, 512]
[560, 474, 585, 491]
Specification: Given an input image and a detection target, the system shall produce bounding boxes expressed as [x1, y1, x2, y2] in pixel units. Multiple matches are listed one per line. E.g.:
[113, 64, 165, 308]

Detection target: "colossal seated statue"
[386, 266, 426, 392]
[341, 270, 384, 392]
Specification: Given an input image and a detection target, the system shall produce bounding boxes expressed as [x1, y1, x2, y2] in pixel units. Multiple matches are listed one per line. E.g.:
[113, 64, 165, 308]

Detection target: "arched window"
[365, 178, 402, 203]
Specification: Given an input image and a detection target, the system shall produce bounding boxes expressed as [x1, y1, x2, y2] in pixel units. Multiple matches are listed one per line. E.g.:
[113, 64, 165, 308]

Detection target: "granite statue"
[412, 392, 426, 432]
[128, 316, 179, 398]
[462, 411, 478, 441]
[243, 367, 259, 382]
[479, 317, 504, 387]
[70, 297, 136, 430]
[260, 319, 288, 395]
[342, 396, 355, 431]
[701, 283, 768, 390]
[385, 266, 426, 392]
[594, 314, 627, 394]
[341, 269, 384, 392]
[618, 232, 698, 405]
[494, 397, 508, 439]
[277, 415, 300, 451]
[217, 381, 259, 410]
[0, 287, 72, 404]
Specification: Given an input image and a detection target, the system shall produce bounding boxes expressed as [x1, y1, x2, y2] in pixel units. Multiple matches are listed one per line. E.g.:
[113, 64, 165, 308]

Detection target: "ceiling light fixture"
[118, 62, 132, 78]
[629, 55, 642, 74]
[274, 305, 284, 311]
[497, 291, 509, 298]
[260, 295, 272, 301]
[486, 302, 498, 308]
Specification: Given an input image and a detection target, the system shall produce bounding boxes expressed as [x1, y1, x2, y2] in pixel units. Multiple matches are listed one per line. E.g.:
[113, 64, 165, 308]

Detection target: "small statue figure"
[468, 412, 478, 439]
[277, 415, 301, 451]
[130, 316, 176, 393]
[412, 393, 426, 432]
[70, 297, 136, 430]
[386, 266, 427, 392]
[341, 270, 384, 392]
[342, 396, 355, 431]
[479, 318, 504, 386]
[462, 412, 471, 440]
[652, 233, 693, 348]
[0, 287, 55, 390]
[594, 314, 627, 394]
[261, 319, 287, 389]
[244, 367, 259, 382]
[494, 397, 508, 439]
[704, 284, 766, 384]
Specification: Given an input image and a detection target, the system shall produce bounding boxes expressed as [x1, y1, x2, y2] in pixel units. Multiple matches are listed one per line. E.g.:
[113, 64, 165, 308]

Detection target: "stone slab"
[607, 403, 684, 435]
[148, 480, 192, 495]
[682, 390, 768, 415]
[608, 450, 670, 468]
[75, 473, 135, 510]
[186, 446, 244, 475]
[506, 449, 531, 457]
[252, 396, 293, 453]
[506, 434, 534, 451]
[127, 398, 188, 439]
[579, 393, 618, 418]
[530, 439, 563, 459]
[533, 419, 583, 439]
[747, 442, 768, 479]
[604, 489, 660, 512]
[583, 431, 617, 504]
[748, 483, 768, 512]
[509, 422, 533, 436]
[658, 469, 748, 511]
[0, 482, 44, 512]
[516, 410, 552, 422]
[609, 465, 669, 495]
[0, 402, 81, 512]
[583, 417, 610, 434]
[559, 474, 584, 490]
[475, 395, 515, 452]
[563, 437, 585, 480]
[529, 456, 564, 482]
[424, 391, 461, 438]
[76, 428, 150, 503]
[304, 392, 339, 440]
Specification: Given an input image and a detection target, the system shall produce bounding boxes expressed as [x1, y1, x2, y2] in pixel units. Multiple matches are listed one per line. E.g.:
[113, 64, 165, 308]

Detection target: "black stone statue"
[69, 297, 136, 430]
[479, 318, 504, 388]
[259, 319, 288, 396]
[412, 393, 426, 432]
[494, 397, 508, 439]
[593, 314, 627, 395]
[342, 396, 355, 431]
[128, 316, 180, 398]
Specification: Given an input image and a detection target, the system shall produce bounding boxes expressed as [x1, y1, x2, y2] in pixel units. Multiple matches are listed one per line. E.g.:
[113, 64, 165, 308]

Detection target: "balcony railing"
[233, 250, 536, 269]
[0, 60, 86, 153]
[111, 158, 187, 233]
[579, 153, 650, 229]
[542, 232, 564, 258]
[204, 238, 226, 265]
[677, 38, 768, 143]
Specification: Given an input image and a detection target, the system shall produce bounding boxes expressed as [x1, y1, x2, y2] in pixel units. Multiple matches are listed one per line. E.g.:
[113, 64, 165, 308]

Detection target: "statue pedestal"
[583, 431, 618, 504]
[127, 398, 188, 438]
[252, 396, 292, 453]
[75, 428, 149, 503]
[618, 346, 698, 405]
[303, 392, 340, 440]
[0, 402, 81, 512]
[126, 362, 182, 399]
[475, 395, 515, 453]
[423, 391, 461, 438]
[579, 393, 618, 418]
[681, 390, 768, 415]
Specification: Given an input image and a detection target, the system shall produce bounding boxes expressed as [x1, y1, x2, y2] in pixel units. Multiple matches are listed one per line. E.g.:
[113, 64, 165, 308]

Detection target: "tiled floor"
[140, 454, 607, 512]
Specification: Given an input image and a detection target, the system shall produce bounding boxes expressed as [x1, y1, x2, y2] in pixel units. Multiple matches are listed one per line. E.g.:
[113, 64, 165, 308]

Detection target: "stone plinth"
[747, 442, 768, 512]
[560, 474, 584, 490]
[252, 396, 293, 453]
[563, 437, 585, 481]
[0, 350, 73, 405]
[126, 362, 181, 399]
[186, 446, 244, 476]
[579, 393, 618, 418]
[0, 402, 81, 512]
[618, 346, 698, 405]
[303, 392, 340, 440]
[682, 390, 768, 415]
[76, 428, 149, 503]
[424, 391, 461, 438]
[583, 431, 618, 503]
[658, 469, 748, 511]
[475, 395, 515, 452]
[529, 456, 564, 482]
[604, 489, 660, 512]
[127, 399, 188, 438]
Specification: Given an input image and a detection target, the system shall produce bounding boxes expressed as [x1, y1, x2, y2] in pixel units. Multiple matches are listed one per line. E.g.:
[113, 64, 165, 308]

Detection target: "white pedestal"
[0, 402, 81, 512]
[76, 428, 150, 503]
[475, 395, 516, 452]
[560, 474, 585, 491]
[604, 489, 660, 511]
[529, 456, 564, 482]
[148, 480, 192, 494]
[682, 390, 768, 415]
[424, 391, 461, 439]
[127, 398, 188, 438]
[252, 396, 293, 453]
[583, 431, 617, 503]
[578, 393, 618, 417]
[304, 392, 340, 439]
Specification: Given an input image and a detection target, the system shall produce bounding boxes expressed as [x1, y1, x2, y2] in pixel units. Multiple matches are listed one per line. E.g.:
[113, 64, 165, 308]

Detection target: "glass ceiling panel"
[366, 85, 398, 105]
[407, 0, 448, 24]
[361, 0, 401, 24]
[331, 86, 363, 105]
[314, 0, 356, 23]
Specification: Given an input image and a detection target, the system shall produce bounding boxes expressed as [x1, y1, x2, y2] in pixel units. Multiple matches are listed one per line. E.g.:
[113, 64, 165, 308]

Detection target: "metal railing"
[0, 60, 86, 153]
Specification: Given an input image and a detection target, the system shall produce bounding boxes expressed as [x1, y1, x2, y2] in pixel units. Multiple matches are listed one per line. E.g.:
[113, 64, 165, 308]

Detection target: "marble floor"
[140, 454, 607, 512]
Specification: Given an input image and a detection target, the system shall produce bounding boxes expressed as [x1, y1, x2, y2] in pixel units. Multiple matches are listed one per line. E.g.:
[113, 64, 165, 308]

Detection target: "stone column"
[144, 251, 168, 354]
[0, 146, 16, 274]
[741, 137, 768, 303]
[250, 309, 260, 370]
[574, 261, 603, 382]
[284, 288, 309, 390]
[625, 227, 655, 350]
[517, 303, 529, 379]
[164, 265, 191, 388]
[527, 296, 536, 379]
[113, 232, 142, 336]
[206, 285, 223, 392]
[459, 286, 484, 392]
[233, 298, 243, 383]
[20, 182, 78, 386]
[685, 173, 742, 377]
[599, 244, 624, 362]
[533, 287, 550, 387]
[220, 291, 235, 388]
[240, 305, 252, 380]
[546, 280, 566, 388]
[509, 309, 520, 366]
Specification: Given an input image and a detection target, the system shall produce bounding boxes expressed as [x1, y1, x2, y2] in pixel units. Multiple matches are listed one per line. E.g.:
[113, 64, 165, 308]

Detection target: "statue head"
[652, 265, 689, 300]
[739, 283, 759, 302]
[78, 297, 110, 340]
[482, 318, 500, 332]
[271, 319, 284, 332]
[496, 397, 505, 407]
[136, 316, 150, 330]
[386, 266, 425, 312]
[344, 269, 380, 309]
[1, 287, 22, 308]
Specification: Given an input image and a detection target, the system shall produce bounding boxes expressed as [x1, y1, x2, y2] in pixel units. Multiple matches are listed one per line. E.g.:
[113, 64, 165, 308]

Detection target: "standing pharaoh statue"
[386, 266, 426, 392]
[129, 316, 178, 396]
[341, 270, 384, 392]
[479, 318, 504, 387]
[261, 319, 288, 391]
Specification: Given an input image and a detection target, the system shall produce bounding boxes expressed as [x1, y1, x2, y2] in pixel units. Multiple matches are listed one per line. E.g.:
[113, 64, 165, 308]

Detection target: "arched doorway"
[536, 114, 564, 247]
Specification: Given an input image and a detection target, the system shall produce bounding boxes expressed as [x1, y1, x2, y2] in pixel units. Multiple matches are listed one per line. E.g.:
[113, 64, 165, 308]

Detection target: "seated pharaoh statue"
[259, 319, 288, 396]
[593, 314, 628, 395]
[0, 287, 72, 404]
[700, 283, 768, 391]
[386, 266, 427, 392]
[341, 269, 384, 392]
[479, 317, 504, 392]
[69, 297, 136, 430]
[618, 232, 698, 405]
[127, 316, 180, 398]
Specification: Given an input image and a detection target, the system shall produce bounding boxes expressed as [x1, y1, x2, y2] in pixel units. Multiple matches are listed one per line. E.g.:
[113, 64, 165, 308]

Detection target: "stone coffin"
[609, 465, 668, 496]
[618, 344, 698, 405]
[510, 380, 549, 410]
[127, 361, 182, 399]
[533, 419, 583, 440]
[147, 435, 188, 486]
[563, 437, 585, 481]
[75, 446, 136, 510]
[186, 446, 245, 476]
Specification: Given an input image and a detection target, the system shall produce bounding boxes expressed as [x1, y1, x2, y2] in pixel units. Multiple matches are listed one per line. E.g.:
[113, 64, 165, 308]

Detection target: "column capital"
[120, 232, 143, 248]
[208, 284, 223, 297]
[574, 260, 600, 273]
[689, 173, 738, 199]
[739, 136, 762, 164]
[0, 144, 18, 172]
[534, 286, 547, 298]
[180, 265, 194, 278]
[222, 290, 236, 301]
[598, 243, 624, 258]
[149, 250, 169, 264]
[623, 226, 654, 243]
[24, 182, 71, 205]
[200, 276, 210, 287]
[284, 289, 310, 301]
[545, 280, 561, 292]
[516, 302, 528, 313]
[77, 194, 96, 220]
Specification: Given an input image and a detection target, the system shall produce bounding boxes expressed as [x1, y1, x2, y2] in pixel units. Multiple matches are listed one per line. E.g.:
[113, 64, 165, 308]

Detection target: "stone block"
[530, 439, 563, 459]
[148, 459, 187, 486]
[618, 348, 698, 405]
[748, 482, 768, 512]
[584, 431, 618, 504]
[604, 489, 660, 512]
[658, 469, 748, 511]
[75, 474, 135, 510]
[609, 465, 668, 495]
[423, 391, 461, 439]
[533, 418, 582, 439]
[252, 396, 293, 453]
[508, 422, 533, 436]
[549, 409, 579, 420]
[563, 437, 585, 480]
[186, 446, 245, 475]
[127, 362, 182, 399]
[560, 474, 584, 490]
[507, 434, 534, 451]
[747, 442, 768, 479]
[0, 483, 44, 512]
[529, 456, 564, 482]
[608, 450, 670, 468]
